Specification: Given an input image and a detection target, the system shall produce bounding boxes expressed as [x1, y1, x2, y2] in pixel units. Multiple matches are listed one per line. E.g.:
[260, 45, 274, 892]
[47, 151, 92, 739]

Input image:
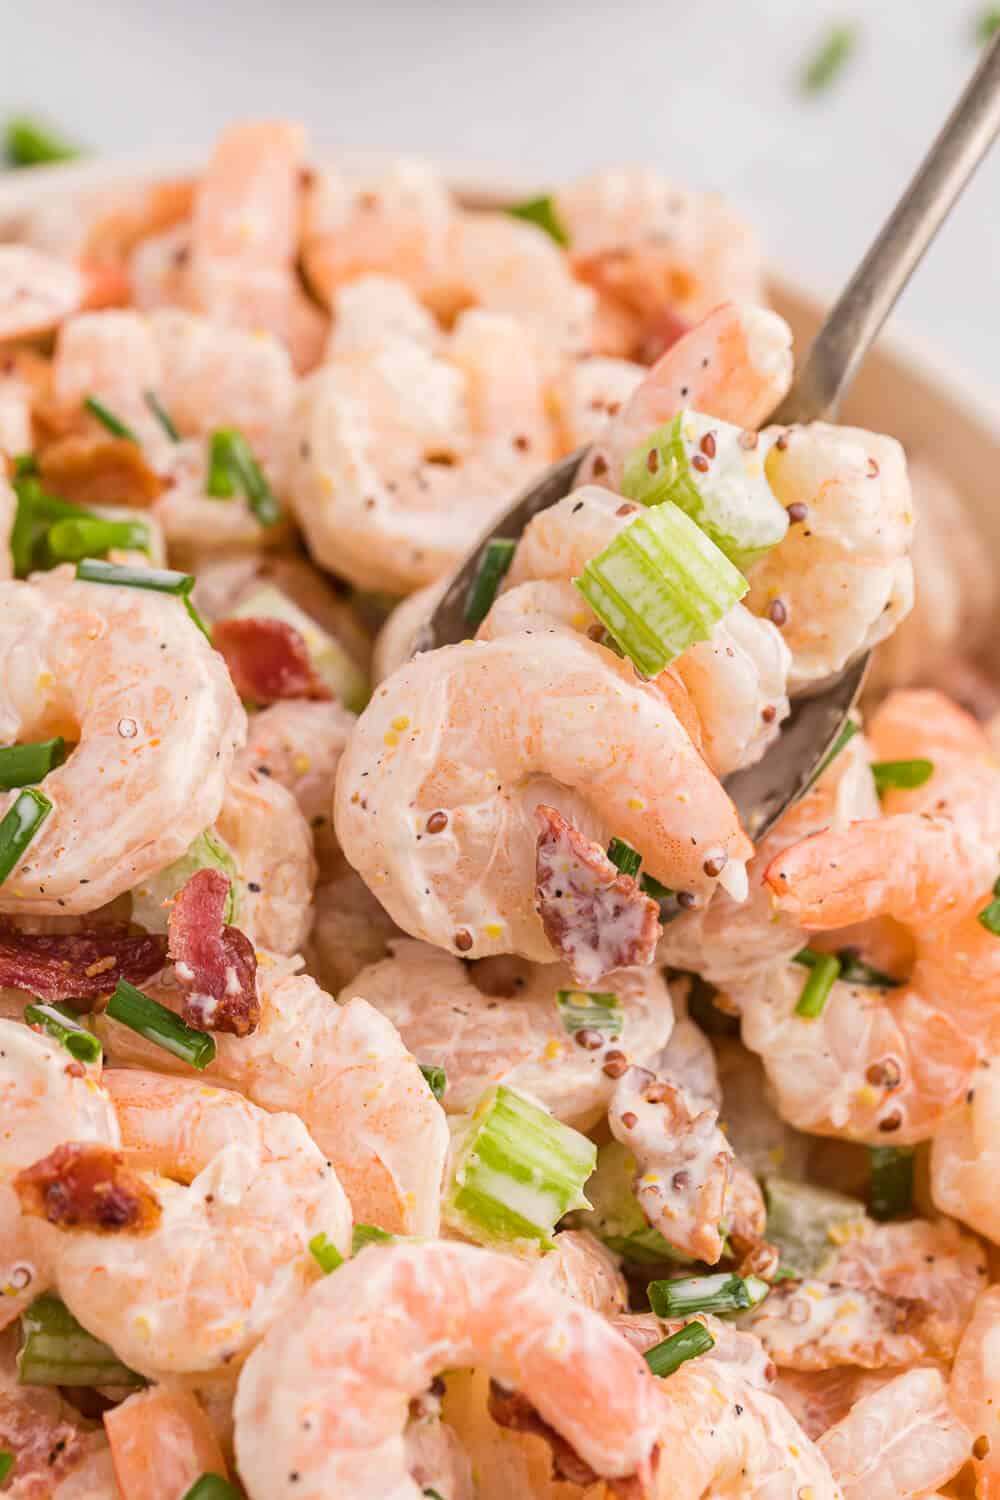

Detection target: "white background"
[2, 0, 997, 393]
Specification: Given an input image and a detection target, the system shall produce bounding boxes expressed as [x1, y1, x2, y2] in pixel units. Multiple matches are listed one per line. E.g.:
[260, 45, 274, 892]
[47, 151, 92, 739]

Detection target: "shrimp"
[533, 1229, 628, 1317]
[0, 571, 245, 915]
[288, 306, 554, 593]
[403, 1409, 475, 1500]
[104, 1386, 229, 1500]
[302, 862, 402, 994]
[232, 1239, 664, 1500]
[97, 960, 449, 1238]
[20, 1071, 351, 1380]
[743, 1218, 986, 1371]
[949, 1284, 1000, 1500]
[930, 1055, 1000, 1243]
[554, 169, 764, 358]
[745, 423, 915, 690]
[238, 699, 357, 872]
[326, 273, 440, 356]
[333, 630, 752, 965]
[0, 245, 85, 343]
[346, 937, 674, 1126]
[214, 757, 316, 955]
[548, 354, 644, 453]
[0, 1020, 119, 1329]
[816, 1366, 970, 1500]
[580, 301, 793, 486]
[372, 580, 445, 684]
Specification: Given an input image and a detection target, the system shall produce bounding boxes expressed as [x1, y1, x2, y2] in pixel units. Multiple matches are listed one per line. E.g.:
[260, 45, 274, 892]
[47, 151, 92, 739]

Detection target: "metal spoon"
[416, 34, 1000, 840]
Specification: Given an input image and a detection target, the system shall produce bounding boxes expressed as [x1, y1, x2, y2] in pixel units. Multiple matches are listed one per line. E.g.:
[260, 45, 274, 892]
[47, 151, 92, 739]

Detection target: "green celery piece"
[764, 1176, 868, 1277]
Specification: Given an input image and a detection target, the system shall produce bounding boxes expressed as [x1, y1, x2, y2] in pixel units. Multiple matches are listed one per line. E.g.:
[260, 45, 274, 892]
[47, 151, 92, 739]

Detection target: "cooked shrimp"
[302, 862, 402, 994]
[233, 1239, 664, 1500]
[334, 630, 752, 964]
[949, 1284, 1000, 1500]
[930, 1055, 1000, 1243]
[372, 580, 445, 684]
[580, 302, 793, 486]
[326, 273, 440, 356]
[289, 307, 554, 593]
[346, 937, 674, 1125]
[548, 354, 644, 453]
[746, 423, 914, 690]
[743, 1218, 986, 1370]
[816, 1366, 969, 1500]
[0, 245, 85, 342]
[104, 1386, 230, 1500]
[21, 1071, 350, 1380]
[214, 758, 316, 955]
[533, 1229, 628, 1317]
[403, 1410, 475, 1500]
[239, 699, 357, 872]
[0, 571, 244, 914]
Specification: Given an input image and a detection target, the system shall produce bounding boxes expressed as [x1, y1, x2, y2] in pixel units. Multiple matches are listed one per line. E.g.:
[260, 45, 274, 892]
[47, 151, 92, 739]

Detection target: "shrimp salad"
[0, 120, 995, 1500]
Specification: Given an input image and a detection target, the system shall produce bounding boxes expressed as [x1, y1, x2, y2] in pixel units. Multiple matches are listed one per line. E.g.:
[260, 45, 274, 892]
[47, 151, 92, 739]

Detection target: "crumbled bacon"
[0, 1387, 90, 1497]
[488, 1384, 599, 1487]
[16, 1143, 161, 1234]
[167, 867, 259, 1036]
[0, 922, 166, 1002]
[38, 434, 165, 508]
[534, 806, 661, 984]
[213, 617, 332, 705]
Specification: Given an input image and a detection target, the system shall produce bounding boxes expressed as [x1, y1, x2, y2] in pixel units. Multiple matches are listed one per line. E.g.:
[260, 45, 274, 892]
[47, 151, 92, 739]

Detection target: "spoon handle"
[772, 34, 1000, 425]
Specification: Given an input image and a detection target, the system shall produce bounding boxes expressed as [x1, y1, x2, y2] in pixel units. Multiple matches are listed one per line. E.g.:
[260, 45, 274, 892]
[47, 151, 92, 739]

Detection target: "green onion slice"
[647, 1271, 769, 1320]
[643, 1321, 715, 1378]
[180, 1477, 242, 1500]
[0, 789, 52, 886]
[18, 1294, 143, 1386]
[308, 1232, 345, 1274]
[0, 738, 66, 791]
[792, 949, 841, 1018]
[11, 475, 82, 578]
[352, 1223, 396, 1254]
[978, 872, 1000, 936]
[464, 538, 517, 631]
[74, 558, 210, 638]
[5, 117, 82, 167]
[83, 396, 138, 443]
[557, 990, 622, 1039]
[869, 1146, 914, 1221]
[24, 1003, 101, 1064]
[607, 836, 642, 879]
[144, 390, 181, 442]
[800, 23, 858, 93]
[837, 950, 900, 988]
[803, 718, 860, 793]
[106, 980, 216, 1070]
[423, 1491, 445, 1500]
[506, 195, 569, 247]
[419, 1063, 447, 1101]
[870, 758, 934, 795]
[205, 429, 283, 527]
[13, 453, 38, 477]
[0, 1452, 12, 1485]
[46, 517, 150, 564]
[575, 502, 747, 678]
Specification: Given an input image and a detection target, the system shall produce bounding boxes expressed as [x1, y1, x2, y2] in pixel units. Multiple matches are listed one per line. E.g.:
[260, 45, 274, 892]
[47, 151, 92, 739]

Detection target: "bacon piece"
[213, 617, 332, 705]
[167, 868, 259, 1036]
[16, 1143, 161, 1234]
[38, 434, 165, 508]
[0, 921, 166, 1002]
[534, 805, 660, 984]
[0, 1384, 91, 1497]
[488, 1384, 599, 1487]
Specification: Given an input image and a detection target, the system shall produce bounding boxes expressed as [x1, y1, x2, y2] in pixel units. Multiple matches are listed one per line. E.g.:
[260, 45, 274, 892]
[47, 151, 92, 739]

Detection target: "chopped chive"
[74, 558, 210, 639]
[308, 1232, 344, 1274]
[0, 738, 66, 791]
[419, 1063, 447, 1101]
[18, 1294, 143, 1386]
[83, 396, 137, 443]
[180, 1478, 242, 1500]
[803, 718, 860, 792]
[106, 980, 216, 1070]
[976, 6, 1000, 42]
[870, 758, 934, 795]
[506, 195, 569, 247]
[639, 871, 674, 903]
[575, 502, 748, 678]
[4, 117, 82, 167]
[793, 949, 841, 1017]
[836, 949, 900, 988]
[464, 538, 517, 631]
[607, 837, 642, 879]
[643, 1321, 715, 1378]
[772, 1266, 799, 1283]
[0, 789, 52, 886]
[352, 1223, 396, 1253]
[13, 453, 38, 477]
[11, 475, 82, 578]
[800, 23, 858, 94]
[46, 517, 150, 564]
[24, 1003, 101, 1064]
[647, 1271, 770, 1319]
[205, 429, 283, 526]
[144, 390, 181, 442]
[557, 989, 623, 1039]
[869, 1146, 914, 1221]
[0, 1453, 12, 1485]
[978, 874, 1000, 936]
[423, 1491, 445, 1500]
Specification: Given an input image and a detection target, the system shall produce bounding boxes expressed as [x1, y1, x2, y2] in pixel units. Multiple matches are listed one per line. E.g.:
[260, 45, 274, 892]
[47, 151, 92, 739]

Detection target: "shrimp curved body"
[950, 1284, 1000, 1500]
[302, 862, 402, 994]
[533, 1229, 628, 1316]
[334, 631, 752, 963]
[24, 1071, 350, 1380]
[239, 700, 357, 873]
[0, 572, 245, 914]
[549, 355, 644, 453]
[930, 1056, 1000, 1242]
[215, 755, 316, 955]
[233, 1239, 664, 1500]
[346, 937, 674, 1125]
[0, 245, 85, 342]
[816, 1366, 969, 1500]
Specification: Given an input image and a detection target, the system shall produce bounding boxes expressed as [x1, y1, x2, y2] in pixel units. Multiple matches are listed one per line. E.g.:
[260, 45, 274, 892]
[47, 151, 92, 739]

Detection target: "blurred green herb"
[801, 23, 858, 93]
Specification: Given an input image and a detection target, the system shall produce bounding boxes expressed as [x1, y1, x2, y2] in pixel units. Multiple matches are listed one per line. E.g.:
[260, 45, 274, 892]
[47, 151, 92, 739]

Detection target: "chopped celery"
[230, 583, 369, 712]
[308, 1232, 345, 1273]
[18, 1295, 144, 1386]
[575, 502, 747, 677]
[130, 829, 240, 935]
[620, 410, 788, 570]
[564, 1141, 688, 1264]
[764, 1176, 868, 1277]
[352, 1224, 396, 1253]
[444, 1085, 595, 1252]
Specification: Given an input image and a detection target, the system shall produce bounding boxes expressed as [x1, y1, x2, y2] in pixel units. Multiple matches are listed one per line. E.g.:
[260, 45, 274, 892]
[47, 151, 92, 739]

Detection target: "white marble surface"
[2, 0, 998, 393]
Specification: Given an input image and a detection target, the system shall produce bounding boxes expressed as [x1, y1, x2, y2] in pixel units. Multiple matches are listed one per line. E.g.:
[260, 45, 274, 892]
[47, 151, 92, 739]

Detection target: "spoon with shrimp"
[417, 33, 1000, 839]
